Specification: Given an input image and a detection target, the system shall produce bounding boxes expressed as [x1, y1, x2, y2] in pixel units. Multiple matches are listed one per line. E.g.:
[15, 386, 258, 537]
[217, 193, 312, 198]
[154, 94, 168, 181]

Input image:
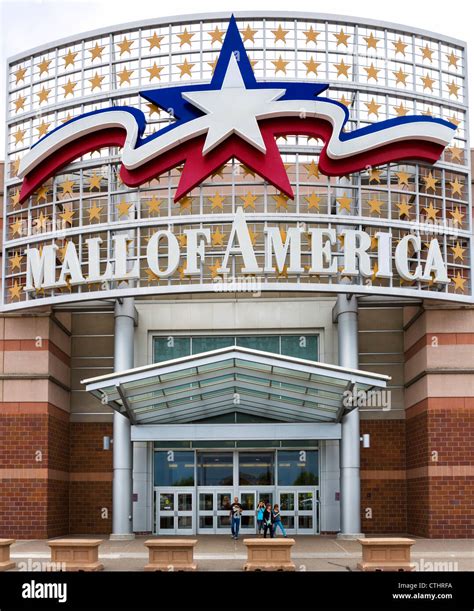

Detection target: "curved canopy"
[82, 346, 389, 425]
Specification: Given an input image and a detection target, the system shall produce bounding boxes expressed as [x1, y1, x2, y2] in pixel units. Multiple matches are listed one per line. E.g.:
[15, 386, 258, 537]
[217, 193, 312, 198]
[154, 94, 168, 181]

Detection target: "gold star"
[337, 193, 352, 212]
[396, 197, 412, 219]
[421, 44, 434, 62]
[393, 38, 408, 55]
[339, 94, 351, 107]
[304, 160, 320, 178]
[451, 272, 466, 292]
[303, 57, 320, 76]
[447, 81, 460, 98]
[422, 107, 433, 117]
[147, 62, 164, 81]
[364, 33, 379, 49]
[36, 120, 51, 138]
[240, 192, 257, 209]
[118, 67, 133, 85]
[248, 229, 258, 246]
[209, 260, 222, 279]
[10, 158, 21, 177]
[334, 59, 350, 78]
[209, 193, 225, 210]
[370, 235, 378, 250]
[9, 252, 23, 271]
[10, 189, 20, 207]
[364, 63, 380, 81]
[277, 264, 289, 278]
[272, 55, 289, 74]
[147, 103, 160, 117]
[178, 196, 192, 210]
[117, 37, 133, 55]
[61, 113, 73, 124]
[393, 68, 408, 85]
[447, 115, 461, 127]
[303, 27, 319, 44]
[211, 228, 225, 246]
[334, 29, 350, 47]
[208, 58, 218, 74]
[177, 59, 194, 77]
[365, 98, 381, 118]
[62, 79, 76, 97]
[450, 177, 463, 197]
[116, 200, 132, 217]
[38, 58, 51, 76]
[147, 32, 163, 50]
[272, 25, 289, 43]
[421, 73, 435, 91]
[423, 172, 438, 192]
[37, 87, 50, 104]
[177, 234, 187, 248]
[89, 42, 105, 61]
[208, 26, 224, 44]
[14, 95, 26, 112]
[34, 211, 49, 232]
[394, 102, 409, 116]
[145, 268, 160, 284]
[13, 128, 25, 144]
[36, 185, 48, 202]
[9, 281, 22, 301]
[242, 25, 258, 43]
[449, 206, 464, 226]
[60, 179, 75, 197]
[88, 203, 103, 221]
[87, 173, 103, 191]
[241, 165, 256, 177]
[89, 72, 104, 91]
[448, 145, 463, 163]
[59, 207, 75, 226]
[14, 66, 27, 83]
[446, 51, 459, 68]
[178, 28, 194, 47]
[63, 49, 77, 68]
[211, 166, 226, 179]
[305, 192, 321, 210]
[451, 242, 465, 261]
[371, 262, 379, 283]
[146, 195, 162, 213]
[423, 201, 439, 220]
[369, 168, 382, 183]
[10, 218, 23, 237]
[273, 193, 289, 209]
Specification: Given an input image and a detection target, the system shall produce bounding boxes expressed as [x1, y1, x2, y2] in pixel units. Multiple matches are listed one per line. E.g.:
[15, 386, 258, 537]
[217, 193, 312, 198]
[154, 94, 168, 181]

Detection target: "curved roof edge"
[8, 10, 467, 64]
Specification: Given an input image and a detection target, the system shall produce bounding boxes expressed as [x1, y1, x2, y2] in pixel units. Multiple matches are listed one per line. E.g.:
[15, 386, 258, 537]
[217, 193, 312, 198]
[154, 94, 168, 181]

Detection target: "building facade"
[1, 12, 473, 539]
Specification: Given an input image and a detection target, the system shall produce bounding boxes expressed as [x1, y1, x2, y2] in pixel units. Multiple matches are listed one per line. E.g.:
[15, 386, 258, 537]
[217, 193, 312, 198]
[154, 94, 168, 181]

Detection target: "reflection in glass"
[298, 516, 313, 529]
[258, 492, 273, 506]
[178, 493, 192, 511]
[218, 493, 232, 510]
[159, 493, 174, 511]
[197, 452, 233, 486]
[282, 515, 295, 530]
[178, 516, 192, 529]
[240, 493, 255, 510]
[280, 493, 295, 511]
[217, 516, 230, 529]
[199, 493, 213, 511]
[199, 516, 213, 529]
[298, 492, 313, 511]
[277, 450, 318, 486]
[239, 452, 274, 485]
[154, 451, 195, 486]
[241, 516, 255, 528]
[160, 516, 174, 529]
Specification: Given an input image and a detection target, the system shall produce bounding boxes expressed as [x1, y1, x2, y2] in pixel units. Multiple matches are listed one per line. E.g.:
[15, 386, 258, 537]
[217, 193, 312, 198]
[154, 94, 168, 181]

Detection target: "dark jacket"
[263, 508, 274, 524]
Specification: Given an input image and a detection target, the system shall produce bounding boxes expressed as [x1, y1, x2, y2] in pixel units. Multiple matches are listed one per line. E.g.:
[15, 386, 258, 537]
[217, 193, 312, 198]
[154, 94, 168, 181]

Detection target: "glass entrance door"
[278, 489, 318, 534]
[197, 489, 233, 534]
[238, 491, 256, 534]
[156, 489, 194, 535]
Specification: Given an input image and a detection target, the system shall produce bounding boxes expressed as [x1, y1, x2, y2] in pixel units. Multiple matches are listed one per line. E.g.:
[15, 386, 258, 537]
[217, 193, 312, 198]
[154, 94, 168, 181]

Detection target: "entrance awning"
[82, 346, 389, 425]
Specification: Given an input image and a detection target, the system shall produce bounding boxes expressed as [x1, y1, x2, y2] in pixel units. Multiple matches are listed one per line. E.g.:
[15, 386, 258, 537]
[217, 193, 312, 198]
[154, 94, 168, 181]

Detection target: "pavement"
[7, 535, 474, 571]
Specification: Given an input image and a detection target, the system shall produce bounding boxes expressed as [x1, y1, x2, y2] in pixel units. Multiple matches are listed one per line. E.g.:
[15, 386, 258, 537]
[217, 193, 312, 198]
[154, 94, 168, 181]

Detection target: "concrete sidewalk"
[7, 535, 474, 571]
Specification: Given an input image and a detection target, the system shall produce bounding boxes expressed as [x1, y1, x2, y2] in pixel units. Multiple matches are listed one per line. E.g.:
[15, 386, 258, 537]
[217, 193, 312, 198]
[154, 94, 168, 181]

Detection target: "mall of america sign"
[3, 16, 472, 309]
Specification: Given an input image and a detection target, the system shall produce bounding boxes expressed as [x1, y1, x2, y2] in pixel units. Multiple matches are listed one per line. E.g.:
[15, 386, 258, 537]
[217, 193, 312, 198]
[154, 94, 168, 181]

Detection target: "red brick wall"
[360, 420, 407, 533]
[69, 422, 113, 534]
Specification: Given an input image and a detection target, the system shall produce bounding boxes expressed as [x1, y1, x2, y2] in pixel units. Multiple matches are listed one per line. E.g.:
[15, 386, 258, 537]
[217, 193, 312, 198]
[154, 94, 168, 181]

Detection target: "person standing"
[229, 496, 243, 540]
[256, 501, 265, 535]
[272, 504, 287, 537]
[262, 503, 274, 538]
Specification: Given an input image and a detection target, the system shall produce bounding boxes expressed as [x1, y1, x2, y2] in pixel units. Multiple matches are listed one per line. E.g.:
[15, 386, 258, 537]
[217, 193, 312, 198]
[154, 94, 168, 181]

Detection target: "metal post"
[334, 293, 363, 538]
[110, 297, 136, 540]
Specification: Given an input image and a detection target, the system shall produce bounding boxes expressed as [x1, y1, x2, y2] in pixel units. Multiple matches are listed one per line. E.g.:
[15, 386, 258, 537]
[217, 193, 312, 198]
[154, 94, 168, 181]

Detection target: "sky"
[1, 0, 473, 158]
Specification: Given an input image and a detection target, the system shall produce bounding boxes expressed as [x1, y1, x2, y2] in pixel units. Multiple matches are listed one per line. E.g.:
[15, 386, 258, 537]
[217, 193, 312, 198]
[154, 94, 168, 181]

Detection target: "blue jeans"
[231, 517, 241, 537]
[274, 520, 287, 536]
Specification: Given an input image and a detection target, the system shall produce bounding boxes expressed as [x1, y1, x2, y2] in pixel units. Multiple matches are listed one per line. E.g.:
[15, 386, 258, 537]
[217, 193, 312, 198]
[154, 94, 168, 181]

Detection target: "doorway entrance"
[155, 489, 195, 535]
[278, 489, 318, 534]
[197, 488, 233, 534]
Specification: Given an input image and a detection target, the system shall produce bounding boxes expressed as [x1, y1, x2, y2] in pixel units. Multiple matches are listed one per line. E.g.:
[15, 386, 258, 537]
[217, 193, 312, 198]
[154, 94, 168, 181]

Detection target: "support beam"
[334, 293, 363, 539]
[111, 297, 137, 540]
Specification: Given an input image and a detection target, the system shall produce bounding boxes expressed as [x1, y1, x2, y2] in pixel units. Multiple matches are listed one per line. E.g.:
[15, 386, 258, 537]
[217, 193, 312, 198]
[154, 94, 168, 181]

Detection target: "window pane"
[197, 452, 234, 486]
[280, 335, 318, 361]
[239, 452, 274, 485]
[154, 451, 195, 486]
[192, 336, 234, 354]
[154, 337, 190, 363]
[277, 450, 319, 486]
[236, 336, 280, 354]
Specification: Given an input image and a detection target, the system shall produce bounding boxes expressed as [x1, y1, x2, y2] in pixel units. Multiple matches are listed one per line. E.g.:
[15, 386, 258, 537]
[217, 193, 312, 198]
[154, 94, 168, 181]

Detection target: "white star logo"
[182, 53, 285, 154]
